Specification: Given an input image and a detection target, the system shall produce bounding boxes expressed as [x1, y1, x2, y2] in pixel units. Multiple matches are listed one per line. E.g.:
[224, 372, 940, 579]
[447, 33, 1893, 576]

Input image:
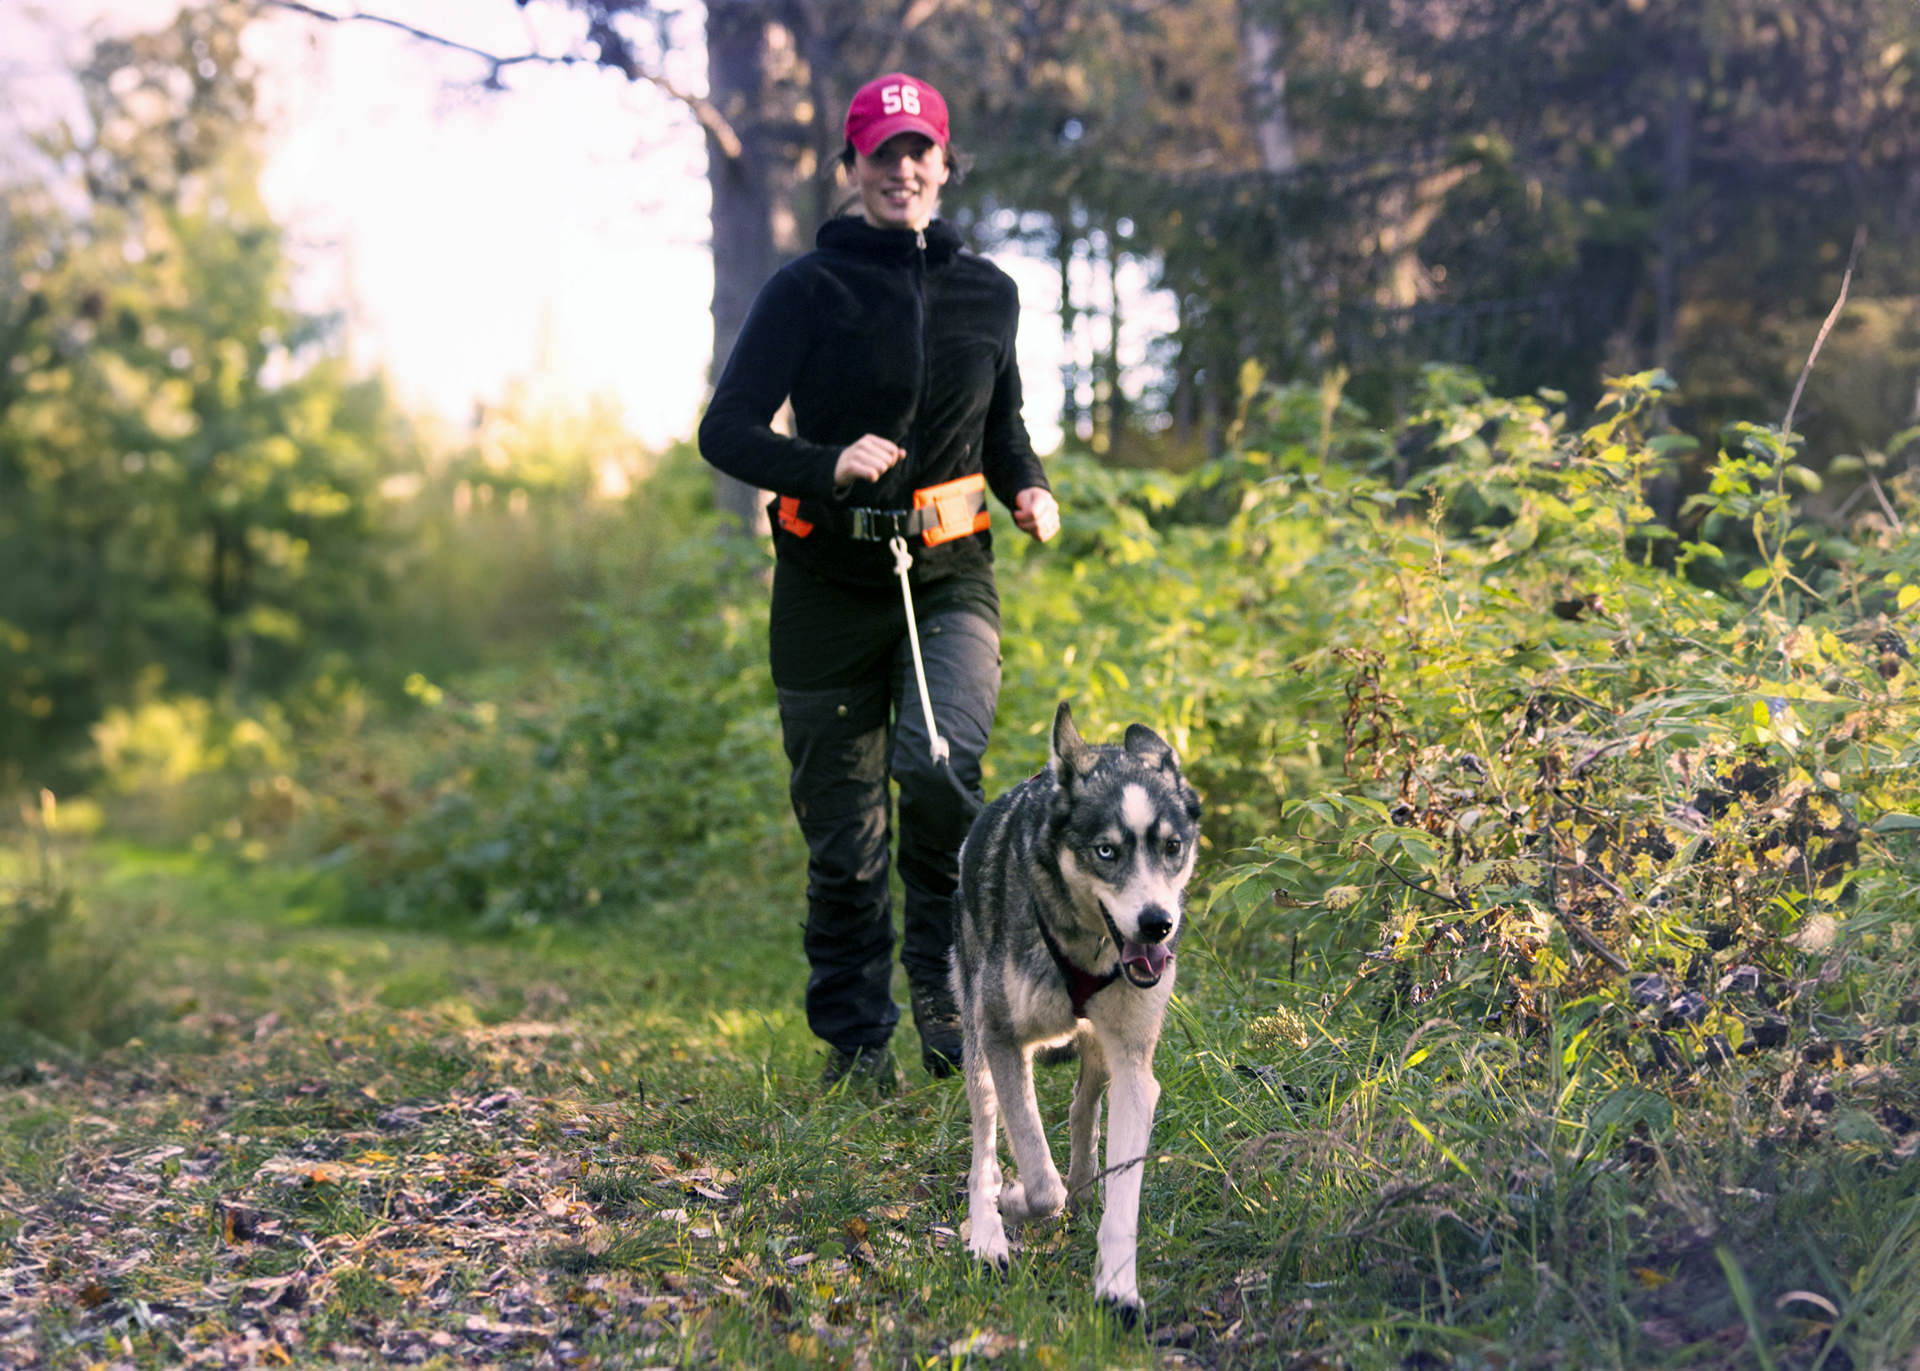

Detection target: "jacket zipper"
[904, 227, 930, 490]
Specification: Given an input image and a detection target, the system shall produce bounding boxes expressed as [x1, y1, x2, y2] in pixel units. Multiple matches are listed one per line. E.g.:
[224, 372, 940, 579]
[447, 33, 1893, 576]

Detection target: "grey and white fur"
[950, 701, 1201, 1321]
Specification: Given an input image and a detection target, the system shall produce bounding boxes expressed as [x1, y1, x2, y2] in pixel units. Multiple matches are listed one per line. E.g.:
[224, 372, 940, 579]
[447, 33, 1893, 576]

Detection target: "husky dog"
[951, 701, 1201, 1321]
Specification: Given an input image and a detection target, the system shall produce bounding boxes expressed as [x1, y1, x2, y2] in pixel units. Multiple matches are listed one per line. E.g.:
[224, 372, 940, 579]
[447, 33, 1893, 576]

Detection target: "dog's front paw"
[999, 1177, 1066, 1223]
[1099, 1294, 1144, 1329]
[1094, 1251, 1141, 1317]
[966, 1219, 1011, 1271]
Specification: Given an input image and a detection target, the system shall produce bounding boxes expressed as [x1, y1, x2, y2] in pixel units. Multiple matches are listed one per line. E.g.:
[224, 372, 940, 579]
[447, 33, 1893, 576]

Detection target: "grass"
[4, 833, 1919, 1369]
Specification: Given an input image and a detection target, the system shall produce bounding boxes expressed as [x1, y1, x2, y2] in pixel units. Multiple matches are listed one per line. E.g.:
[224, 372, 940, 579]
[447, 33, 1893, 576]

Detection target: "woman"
[699, 72, 1059, 1087]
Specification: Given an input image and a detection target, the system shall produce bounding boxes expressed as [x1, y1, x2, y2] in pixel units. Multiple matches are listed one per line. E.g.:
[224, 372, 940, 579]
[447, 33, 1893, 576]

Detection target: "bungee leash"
[889, 533, 952, 768]
[888, 533, 984, 819]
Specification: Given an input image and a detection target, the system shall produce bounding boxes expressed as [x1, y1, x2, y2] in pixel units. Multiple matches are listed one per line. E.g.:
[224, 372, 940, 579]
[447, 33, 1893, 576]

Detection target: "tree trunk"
[1237, 6, 1296, 174]
[1056, 214, 1081, 443]
[1655, 55, 1695, 372]
[1170, 291, 1196, 444]
[208, 516, 238, 679]
[1101, 218, 1127, 454]
[704, 1, 775, 535]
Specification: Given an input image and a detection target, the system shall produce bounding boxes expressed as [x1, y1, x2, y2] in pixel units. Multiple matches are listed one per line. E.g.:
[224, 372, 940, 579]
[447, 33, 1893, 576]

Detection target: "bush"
[1203, 368, 1920, 1067]
[316, 448, 792, 928]
[0, 870, 139, 1074]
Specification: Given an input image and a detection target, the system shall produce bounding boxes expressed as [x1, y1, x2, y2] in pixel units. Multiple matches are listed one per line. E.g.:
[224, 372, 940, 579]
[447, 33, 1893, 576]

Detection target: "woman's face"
[855, 133, 949, 232]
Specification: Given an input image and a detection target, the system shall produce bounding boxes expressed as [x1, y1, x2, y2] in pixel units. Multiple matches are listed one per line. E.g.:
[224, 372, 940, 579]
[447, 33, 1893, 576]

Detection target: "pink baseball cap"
[844, 73, 950, 156]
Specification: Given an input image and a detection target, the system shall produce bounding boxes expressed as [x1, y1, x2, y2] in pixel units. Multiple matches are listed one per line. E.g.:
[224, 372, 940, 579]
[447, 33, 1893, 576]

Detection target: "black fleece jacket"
[698, 216, 1048, 589]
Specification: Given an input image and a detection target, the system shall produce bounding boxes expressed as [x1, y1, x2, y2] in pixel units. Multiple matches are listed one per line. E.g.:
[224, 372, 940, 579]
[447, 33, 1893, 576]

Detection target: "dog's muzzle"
[1102, 905, 1174, 988]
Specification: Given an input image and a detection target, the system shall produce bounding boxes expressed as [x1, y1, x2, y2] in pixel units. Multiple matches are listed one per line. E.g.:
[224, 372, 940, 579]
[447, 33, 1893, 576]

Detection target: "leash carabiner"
[889, 534, 951, 766]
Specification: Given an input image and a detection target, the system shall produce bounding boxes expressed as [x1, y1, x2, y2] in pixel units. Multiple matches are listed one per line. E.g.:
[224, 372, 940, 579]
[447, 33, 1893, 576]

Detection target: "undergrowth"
[6, 367, 1920, 1366]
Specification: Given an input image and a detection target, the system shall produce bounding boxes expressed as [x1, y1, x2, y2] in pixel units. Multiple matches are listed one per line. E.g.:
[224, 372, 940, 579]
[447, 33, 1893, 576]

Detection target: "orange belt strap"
[776, 495, 814, 538]
[913, 474, 990, 546]
[776, 476, 989, 545]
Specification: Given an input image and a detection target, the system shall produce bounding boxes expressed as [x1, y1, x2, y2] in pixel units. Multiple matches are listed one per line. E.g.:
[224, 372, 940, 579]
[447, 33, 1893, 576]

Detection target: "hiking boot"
[821, 1043, 904, 1094]
[909, 978, 963, 1079]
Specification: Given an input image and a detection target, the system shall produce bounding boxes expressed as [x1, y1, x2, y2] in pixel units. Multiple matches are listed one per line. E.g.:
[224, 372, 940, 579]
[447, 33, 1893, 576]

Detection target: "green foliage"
[314, 450, 792, 929]
[1196, 369, 1920, 1067]
[0, 3, 404, 779]
[0, 2, 679, 809]
[330, 366, 1920, 1085]
[8, 357, 1920, 1364]
[362, 384, 652, 687]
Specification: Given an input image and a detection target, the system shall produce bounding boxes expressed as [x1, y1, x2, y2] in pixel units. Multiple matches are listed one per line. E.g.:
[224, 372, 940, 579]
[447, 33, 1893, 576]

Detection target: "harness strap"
[1034, 907, 1121, 1019]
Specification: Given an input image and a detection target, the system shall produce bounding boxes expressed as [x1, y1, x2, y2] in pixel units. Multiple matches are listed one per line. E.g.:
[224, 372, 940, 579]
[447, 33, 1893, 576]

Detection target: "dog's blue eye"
[1094, 842, 1118, 862]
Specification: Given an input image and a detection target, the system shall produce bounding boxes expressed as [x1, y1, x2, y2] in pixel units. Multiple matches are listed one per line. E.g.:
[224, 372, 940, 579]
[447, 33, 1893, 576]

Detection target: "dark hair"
[838, 138, 969, 185]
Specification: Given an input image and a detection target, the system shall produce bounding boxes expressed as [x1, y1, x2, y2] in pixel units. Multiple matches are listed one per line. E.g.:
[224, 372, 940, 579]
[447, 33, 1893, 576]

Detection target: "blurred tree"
[1155, 0, 1920, 455]
[275, 0, 1920, 477]
[948, 0, 1920, 466]
[0, 1, 398, 779]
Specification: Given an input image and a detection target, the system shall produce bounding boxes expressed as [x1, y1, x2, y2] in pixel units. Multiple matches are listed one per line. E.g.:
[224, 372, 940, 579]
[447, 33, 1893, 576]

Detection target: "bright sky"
[1, 1, 1178, 454]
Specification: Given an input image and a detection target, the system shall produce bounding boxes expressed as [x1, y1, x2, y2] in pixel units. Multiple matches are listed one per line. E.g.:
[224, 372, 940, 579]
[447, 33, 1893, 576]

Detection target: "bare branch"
[256, 0, 562, 85]
[1365, 848, 1470, 911]
[877, 0, 954, 78]
[1780, 223, 1867, 439]
[253, 0, 744, 159]
[1866, 469, 1907, 536]
[1555, 907, 1630, 976]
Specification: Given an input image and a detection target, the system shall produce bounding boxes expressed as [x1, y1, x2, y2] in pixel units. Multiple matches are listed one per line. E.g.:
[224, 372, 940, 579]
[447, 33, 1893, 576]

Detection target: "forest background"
[6, 1, 1920, 1367]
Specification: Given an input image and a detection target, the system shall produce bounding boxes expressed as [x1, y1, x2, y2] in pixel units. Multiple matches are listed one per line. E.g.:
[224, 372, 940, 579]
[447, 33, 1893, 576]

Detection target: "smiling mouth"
[1101, 907, 1172, 987]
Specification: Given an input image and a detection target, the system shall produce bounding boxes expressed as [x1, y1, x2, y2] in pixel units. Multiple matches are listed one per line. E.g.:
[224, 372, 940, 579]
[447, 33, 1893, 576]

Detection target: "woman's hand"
[1013, 486, 1060, 543]
[834, 434, 905, 490]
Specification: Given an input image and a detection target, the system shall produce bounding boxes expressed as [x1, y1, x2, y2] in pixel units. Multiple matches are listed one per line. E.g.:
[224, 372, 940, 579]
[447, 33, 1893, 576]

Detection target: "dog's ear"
[1126, 723, 1201, 822]
[1050, 701, 1096, 786]
[1124, 723, 1178, 774]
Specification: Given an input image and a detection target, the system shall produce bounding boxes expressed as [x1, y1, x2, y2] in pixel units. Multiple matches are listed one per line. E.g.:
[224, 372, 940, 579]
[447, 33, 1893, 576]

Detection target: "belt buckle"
[849, 508, 899, 542]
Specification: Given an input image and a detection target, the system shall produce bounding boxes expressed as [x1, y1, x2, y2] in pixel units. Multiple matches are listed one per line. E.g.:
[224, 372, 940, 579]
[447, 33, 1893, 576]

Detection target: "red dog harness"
[1035, 907, 1121, 1018]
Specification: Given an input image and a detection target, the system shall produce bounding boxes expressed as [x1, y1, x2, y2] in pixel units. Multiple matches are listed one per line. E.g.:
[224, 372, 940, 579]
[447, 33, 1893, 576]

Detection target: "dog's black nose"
[1137, 908, 1174, 943]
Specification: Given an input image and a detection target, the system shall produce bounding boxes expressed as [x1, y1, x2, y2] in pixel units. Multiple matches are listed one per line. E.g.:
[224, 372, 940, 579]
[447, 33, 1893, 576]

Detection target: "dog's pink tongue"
[1123, 941, 1170, 979]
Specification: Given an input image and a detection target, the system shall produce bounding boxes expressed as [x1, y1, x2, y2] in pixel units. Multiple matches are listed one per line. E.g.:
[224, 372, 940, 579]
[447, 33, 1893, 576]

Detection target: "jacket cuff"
[791, 442, 848, 503]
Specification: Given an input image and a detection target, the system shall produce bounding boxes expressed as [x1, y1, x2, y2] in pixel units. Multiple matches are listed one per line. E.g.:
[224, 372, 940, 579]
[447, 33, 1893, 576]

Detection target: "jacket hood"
[815, 214, 963, 265]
